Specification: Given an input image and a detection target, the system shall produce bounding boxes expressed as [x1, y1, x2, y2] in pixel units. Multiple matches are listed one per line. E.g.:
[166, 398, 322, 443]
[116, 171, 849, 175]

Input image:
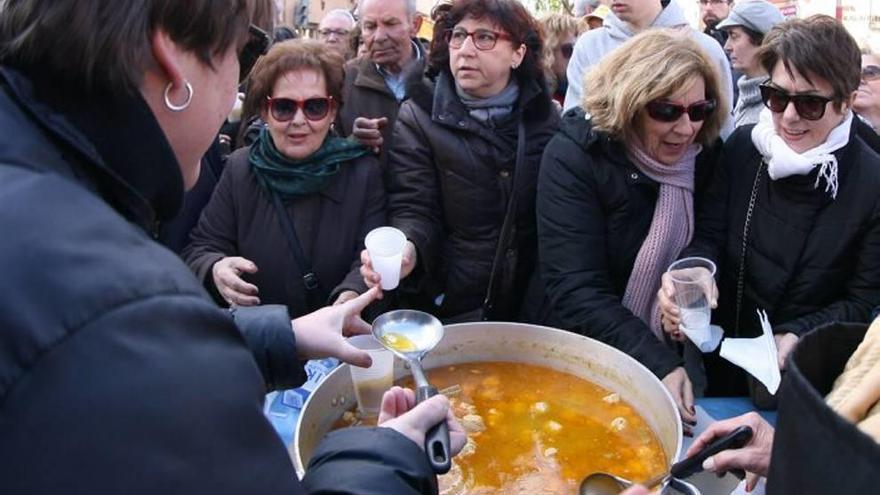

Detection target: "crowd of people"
[2, 0, 880, 493]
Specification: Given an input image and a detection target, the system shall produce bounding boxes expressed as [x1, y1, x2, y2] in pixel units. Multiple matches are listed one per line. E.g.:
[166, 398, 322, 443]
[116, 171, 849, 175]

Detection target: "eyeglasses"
[240, 24, 270, 83]
[862, 65, 880, 82]
[560, 42, 574, 59]
[697, 0, 730, 5]
[318, 28, 350, 38]
[266, 96, 334, 122]
[759, 84, 834, 121]
[646, 99, 717, 122]
[446, 28, 513, 51]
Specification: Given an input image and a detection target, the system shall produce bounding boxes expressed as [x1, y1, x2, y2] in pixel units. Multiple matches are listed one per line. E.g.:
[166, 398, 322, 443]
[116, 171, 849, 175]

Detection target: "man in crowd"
[318, 9, 356, 59]
[563, 0, 733, 137]
[700, 0, 733, 47]
[338, 0, 425, 164]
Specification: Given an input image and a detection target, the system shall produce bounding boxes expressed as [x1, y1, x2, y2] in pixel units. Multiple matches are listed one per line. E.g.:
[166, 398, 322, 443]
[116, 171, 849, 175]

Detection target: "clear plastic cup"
[365, 226, 407, 290]
[667, 257, 717, 349]
[347, 335, 394, 417]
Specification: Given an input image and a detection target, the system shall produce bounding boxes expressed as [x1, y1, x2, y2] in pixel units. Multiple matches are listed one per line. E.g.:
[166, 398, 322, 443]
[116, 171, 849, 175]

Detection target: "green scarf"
[249, 127, 368, 200]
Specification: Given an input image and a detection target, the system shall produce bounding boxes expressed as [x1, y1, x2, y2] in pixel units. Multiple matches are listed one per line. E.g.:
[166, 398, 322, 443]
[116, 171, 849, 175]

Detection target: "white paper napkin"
[719, 309, 781, 394]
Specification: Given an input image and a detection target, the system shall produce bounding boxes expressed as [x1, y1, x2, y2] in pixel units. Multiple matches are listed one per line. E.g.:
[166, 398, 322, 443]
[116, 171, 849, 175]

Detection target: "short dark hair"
[758, 15, 860, 108]
[0, 0, 273, 96]
[428, 0, 546, 89]
[740, 26, 764, 46]
[243, 40, 346, 125]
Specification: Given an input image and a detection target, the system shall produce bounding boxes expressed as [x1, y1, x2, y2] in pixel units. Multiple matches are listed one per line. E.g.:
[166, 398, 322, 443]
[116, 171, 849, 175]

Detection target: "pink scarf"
[621, 142, 701, 339]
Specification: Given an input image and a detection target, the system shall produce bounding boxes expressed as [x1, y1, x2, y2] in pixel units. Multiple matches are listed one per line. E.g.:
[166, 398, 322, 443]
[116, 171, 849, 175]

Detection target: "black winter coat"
[183, 146, 383, 316]
[386, 71, 559, 320]
[0, 65, 437, 495]
[533, 108, 721, 379]
[683, 122, 880, 395]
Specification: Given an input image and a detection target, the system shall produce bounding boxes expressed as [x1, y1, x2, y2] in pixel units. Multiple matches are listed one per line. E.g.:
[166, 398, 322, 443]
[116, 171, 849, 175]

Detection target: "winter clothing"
[337, 40, 427, 165]
[751, 108, 853, 200]
[0, 64, 435, 495]
[682, 121, 880, 396]
[716, 0, 785, 36]
[623, 142, 701, 338]
[249, 127, 369, 200]
[563, 0, 734, 134]
[733, 74, 768, 128]
[387, 70, 559, 321]
[769, 322, 880, 494]
[531, 108, 720, 379]
[183, 144, 384, 316]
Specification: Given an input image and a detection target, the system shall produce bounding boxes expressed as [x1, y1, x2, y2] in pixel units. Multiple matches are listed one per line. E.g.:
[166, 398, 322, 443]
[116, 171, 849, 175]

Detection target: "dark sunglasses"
[759, 84, 834, 121]
[266, 96, 334, 122]
[862, 65, 880, 82]
[560, 42, 574, 59]
[646, 99, 717, 123]
[239, 24, 270, 83]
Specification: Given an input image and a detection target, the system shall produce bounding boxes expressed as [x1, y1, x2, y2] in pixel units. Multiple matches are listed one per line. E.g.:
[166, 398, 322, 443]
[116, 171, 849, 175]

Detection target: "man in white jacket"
[564, 0, 734, 135]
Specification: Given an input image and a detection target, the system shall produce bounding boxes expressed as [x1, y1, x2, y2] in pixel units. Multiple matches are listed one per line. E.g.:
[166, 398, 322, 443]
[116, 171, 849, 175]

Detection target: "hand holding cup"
[360, 227, 417, 290]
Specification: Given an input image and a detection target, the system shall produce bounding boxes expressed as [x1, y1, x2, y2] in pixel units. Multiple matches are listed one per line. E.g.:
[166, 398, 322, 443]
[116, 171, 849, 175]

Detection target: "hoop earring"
[164, 81, 193, 112]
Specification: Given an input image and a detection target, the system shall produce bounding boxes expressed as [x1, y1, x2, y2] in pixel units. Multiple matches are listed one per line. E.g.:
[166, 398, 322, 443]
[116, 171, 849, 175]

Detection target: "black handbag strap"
[269, 191, 325, 310]
[482, 120, 527, 318]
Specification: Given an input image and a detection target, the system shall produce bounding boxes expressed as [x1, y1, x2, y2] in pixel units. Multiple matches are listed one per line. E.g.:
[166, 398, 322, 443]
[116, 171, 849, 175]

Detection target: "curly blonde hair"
[583, 29, 727, 146]
[540, 13, 579, 94]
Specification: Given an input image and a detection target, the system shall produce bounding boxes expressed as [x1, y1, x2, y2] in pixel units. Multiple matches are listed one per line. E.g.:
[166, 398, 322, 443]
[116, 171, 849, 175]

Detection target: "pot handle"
[667, 478, 701, 495]
[417, 385, 452, 474]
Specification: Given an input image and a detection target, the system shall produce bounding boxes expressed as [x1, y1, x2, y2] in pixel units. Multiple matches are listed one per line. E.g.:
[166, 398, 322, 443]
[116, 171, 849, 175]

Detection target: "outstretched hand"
[291, 287, 382, 367]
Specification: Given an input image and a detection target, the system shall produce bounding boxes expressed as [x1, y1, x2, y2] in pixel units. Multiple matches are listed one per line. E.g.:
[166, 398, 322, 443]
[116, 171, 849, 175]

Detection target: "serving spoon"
[372, 309, 451, 474]
[580, 425, 753, 495]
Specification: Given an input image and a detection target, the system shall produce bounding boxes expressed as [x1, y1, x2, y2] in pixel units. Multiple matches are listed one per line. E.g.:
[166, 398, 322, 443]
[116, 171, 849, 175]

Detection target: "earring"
[164, 81, 194, 112]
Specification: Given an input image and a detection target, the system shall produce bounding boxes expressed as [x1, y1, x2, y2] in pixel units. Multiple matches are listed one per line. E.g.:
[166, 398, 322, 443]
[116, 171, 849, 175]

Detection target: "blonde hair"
[540, 13, 580, 93]
[583, 29, 727, 146]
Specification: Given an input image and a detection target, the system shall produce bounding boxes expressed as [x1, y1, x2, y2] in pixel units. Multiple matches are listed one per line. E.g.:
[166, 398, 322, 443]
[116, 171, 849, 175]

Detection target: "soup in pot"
[337, 361, 667, 494]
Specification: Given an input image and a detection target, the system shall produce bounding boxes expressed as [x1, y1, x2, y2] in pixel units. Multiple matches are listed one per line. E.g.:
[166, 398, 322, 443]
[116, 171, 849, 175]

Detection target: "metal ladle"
[372, 309, 451, 474]
[580, 425, 753, 495]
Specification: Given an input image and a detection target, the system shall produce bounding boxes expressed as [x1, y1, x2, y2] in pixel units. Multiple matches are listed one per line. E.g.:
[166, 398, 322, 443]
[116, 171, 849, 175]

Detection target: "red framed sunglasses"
[266, 96, 335, 122]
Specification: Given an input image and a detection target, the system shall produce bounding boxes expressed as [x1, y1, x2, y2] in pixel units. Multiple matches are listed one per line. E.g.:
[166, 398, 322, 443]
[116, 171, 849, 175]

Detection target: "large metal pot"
[291, 322, 684, 487]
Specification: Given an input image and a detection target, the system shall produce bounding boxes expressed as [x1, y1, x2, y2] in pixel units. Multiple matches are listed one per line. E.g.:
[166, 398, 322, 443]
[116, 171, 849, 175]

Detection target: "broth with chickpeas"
[337, 361, 667, 494]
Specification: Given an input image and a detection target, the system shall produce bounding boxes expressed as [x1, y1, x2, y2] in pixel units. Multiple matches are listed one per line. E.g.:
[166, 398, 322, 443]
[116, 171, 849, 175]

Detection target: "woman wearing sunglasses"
[533, 29, 726, 424]
[184, 40, 385, 315]
[539, 13, 579, 108]
[854, 47, 880, 148]
[659, 16, 880, 401]
[0, 1, 466, 494]
[359, 0, 559, 322]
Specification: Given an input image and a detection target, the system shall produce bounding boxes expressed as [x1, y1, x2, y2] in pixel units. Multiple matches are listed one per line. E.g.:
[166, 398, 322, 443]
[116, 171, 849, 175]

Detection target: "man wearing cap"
[717, 0, 784, 127]
[699, 0, 733, 47]
[563, 0, 734, 138]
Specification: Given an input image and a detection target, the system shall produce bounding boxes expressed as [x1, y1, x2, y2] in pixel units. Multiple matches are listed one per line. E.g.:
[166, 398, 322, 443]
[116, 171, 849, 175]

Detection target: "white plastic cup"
[365, 226, 407, 290]
[667, 257, 717, 348]
[347, 335, 394, 417]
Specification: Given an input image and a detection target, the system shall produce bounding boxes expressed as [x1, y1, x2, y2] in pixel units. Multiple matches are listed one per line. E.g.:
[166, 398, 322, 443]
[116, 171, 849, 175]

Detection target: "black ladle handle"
[670, 425, 753, 479]
[417, 385, 452, 474]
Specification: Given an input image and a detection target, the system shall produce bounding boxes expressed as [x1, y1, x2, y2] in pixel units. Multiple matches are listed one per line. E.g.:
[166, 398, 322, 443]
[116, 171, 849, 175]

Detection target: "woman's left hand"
[774, 332, 799, 370]
[291, 287, 382, 367]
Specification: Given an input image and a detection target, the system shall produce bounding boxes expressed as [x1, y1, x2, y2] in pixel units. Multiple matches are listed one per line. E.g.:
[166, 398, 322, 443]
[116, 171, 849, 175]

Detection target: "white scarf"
[750, 108, 853, 199]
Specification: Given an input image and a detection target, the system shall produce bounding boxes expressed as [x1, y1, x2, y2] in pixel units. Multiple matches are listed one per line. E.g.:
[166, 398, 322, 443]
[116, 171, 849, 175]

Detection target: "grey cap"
[717, 0, 785, 35]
